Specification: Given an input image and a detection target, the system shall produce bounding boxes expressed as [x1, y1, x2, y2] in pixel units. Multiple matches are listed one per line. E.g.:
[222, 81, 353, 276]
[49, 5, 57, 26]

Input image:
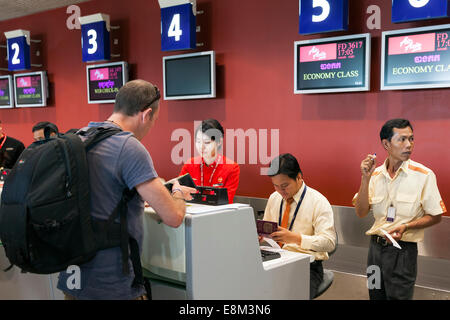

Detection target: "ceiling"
[0, 0, 90, 22]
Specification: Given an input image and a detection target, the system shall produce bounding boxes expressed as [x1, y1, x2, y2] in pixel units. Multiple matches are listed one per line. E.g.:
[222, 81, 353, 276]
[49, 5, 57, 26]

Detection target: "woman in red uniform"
[179, 119, 240, 203]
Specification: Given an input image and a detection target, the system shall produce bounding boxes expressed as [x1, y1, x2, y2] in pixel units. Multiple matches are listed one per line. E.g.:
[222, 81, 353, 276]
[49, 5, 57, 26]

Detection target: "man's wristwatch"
[402, 223, 409, 231]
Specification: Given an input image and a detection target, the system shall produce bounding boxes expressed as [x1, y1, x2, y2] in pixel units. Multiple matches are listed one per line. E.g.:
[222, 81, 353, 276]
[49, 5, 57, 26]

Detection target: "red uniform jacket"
[179, 155, 240, 203]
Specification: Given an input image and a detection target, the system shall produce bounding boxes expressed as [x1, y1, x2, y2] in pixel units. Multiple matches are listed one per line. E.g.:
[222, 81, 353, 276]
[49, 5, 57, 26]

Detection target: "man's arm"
[354, 154, 377, 218]
[388, 214, 442, 241]
[136, 178, 195, 228]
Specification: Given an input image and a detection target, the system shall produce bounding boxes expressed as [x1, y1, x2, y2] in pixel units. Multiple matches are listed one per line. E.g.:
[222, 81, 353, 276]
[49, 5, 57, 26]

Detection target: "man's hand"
[270, 226, 302, 246]
[172, 180, 197, 201]
[387, 224, 407, 242]
[361, 154, 377, 178]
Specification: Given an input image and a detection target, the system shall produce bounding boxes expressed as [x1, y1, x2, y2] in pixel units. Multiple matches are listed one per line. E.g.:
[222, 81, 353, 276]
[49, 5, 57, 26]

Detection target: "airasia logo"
[399, 36, 422, 53]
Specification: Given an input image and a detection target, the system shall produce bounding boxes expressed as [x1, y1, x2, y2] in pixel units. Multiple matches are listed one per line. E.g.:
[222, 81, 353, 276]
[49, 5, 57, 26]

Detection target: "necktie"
[278, 198, 294, 247]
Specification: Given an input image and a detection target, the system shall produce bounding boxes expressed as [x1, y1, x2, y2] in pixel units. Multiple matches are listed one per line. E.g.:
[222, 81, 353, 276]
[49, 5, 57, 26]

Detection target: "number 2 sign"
[79, 13, 111, 62]
[159, 0, 196, 51]
[4, 30, 31, 71]
[299, 0, 349, 35]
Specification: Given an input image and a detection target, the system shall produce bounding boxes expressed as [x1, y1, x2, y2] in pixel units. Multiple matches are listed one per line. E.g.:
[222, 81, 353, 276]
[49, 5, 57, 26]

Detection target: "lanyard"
[0, 135, 7, 150]
[278, 185, 307, 231]
[200, 155, 220, 186]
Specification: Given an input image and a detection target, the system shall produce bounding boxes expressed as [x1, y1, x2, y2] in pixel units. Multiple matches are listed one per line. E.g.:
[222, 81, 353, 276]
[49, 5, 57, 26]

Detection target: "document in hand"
[164, 173, 196, 192]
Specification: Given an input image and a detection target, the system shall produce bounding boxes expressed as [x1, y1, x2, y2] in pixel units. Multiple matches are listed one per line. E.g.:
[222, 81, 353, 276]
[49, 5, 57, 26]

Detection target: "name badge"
[387, 205, 396, 222]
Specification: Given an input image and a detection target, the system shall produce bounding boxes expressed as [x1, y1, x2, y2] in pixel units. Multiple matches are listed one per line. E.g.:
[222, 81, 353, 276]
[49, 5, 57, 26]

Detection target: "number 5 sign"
[299, 0, 348, 35]
[4, 30, 31, 71]
[79, 13, 111, 62]
[159, 0, 196, 51]
[392, 0, 450, 23]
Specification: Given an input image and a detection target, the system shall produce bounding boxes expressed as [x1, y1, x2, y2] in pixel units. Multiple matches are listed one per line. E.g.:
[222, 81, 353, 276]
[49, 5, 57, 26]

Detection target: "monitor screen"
[0, 75, 13, 109]
[14, 71, 48, 107]
[294, 33, 371, 94]
[381, 24, 450, 90]
[86, 61, 128, 104]
[163, 51, 216, 100]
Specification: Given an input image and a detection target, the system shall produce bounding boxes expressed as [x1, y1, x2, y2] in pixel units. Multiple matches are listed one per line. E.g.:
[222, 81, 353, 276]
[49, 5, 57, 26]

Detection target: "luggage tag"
[387, 205, 396, 222]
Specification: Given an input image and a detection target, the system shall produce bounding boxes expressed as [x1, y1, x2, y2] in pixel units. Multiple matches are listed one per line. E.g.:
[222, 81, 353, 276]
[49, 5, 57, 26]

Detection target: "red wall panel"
[0, 0, 448, 215]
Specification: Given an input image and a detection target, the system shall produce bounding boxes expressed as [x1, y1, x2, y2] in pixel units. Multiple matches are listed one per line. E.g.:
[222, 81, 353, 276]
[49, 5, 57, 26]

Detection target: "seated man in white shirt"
[261, 153, 336, 299]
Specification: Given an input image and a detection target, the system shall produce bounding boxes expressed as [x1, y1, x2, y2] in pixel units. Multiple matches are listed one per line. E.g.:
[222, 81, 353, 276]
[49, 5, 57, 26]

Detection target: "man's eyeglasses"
[141, 86, 161, 112]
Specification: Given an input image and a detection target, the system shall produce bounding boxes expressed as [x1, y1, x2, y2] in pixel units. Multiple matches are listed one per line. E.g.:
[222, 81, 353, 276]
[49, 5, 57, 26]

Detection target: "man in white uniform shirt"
[262, 153, 336, 299]
[354, 118, 445, 300]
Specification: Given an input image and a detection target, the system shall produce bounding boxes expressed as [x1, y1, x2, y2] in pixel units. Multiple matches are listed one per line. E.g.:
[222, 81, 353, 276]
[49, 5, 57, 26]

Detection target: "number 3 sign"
[4, 30, 31, 71]
[79, 13, 111, 62]
[159, 0, 196, 51]
[299, 0, 349, 35]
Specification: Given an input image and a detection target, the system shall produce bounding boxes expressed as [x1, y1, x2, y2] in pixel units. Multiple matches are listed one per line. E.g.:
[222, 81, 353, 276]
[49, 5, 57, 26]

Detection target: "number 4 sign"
[4, 30, 31, 71]
[299, 0, 349, 35]
[79, 13, 111, 62]
[159, 0, 196, 51]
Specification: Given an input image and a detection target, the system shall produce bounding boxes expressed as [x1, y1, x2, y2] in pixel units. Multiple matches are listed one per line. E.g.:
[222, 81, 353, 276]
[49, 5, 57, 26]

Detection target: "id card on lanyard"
[200, 155, 220, 186]
[278, 186, 307, 231]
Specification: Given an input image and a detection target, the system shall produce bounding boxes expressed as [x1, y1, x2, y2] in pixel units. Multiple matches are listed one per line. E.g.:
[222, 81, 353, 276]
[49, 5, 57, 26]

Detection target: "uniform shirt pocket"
[369, 196, 385, 220]
[396, 193, 417, 218]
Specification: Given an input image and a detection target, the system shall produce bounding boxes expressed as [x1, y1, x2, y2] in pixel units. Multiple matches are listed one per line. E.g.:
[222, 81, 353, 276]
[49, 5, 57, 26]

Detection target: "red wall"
[0, 0, 449, 215]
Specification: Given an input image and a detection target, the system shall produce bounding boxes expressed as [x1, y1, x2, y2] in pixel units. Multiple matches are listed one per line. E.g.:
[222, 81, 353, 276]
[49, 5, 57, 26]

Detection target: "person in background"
[353, 118, 445, 300]
[179, 119, 240, 203]
[0, 120, 25, 169]
[32, 121, 59, 141]
[261, 153, 336, 299]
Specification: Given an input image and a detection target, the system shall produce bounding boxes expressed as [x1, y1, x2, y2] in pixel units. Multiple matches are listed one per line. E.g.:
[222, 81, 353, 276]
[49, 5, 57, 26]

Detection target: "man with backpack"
[54, 80, 195, 299]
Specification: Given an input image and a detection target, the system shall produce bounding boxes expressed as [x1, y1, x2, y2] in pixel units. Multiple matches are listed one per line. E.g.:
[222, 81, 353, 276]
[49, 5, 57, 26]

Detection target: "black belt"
[372, 235, 391, 246]
[371, 235, 409, 247]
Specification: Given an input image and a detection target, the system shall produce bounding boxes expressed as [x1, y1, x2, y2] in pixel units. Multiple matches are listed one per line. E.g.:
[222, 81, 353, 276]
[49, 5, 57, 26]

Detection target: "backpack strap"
[93, 187, 144, 289]
[78, 126, 123, 152]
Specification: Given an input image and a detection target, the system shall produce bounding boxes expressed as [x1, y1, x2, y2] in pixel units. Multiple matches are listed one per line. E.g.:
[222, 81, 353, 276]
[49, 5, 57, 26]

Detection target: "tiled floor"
[316, 271, 450, 300]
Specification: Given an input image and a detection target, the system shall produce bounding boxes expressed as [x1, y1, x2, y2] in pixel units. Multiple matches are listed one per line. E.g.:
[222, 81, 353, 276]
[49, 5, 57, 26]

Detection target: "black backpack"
[0, 126, 146, 291]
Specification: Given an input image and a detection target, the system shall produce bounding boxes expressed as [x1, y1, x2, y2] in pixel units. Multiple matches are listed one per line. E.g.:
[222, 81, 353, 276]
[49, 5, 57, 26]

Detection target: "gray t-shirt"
[57, 122, 157, 299]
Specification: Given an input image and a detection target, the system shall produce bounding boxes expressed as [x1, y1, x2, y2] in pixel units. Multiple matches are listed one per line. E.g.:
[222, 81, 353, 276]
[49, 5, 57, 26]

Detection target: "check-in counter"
[141, 203, 312, 299]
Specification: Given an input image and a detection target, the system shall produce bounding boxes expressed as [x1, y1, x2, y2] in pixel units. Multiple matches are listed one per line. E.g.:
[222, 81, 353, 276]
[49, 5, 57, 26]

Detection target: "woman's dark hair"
[194, 119, 224, 142]
[267, 153, 303, 180]
[380, 118, 413, 142]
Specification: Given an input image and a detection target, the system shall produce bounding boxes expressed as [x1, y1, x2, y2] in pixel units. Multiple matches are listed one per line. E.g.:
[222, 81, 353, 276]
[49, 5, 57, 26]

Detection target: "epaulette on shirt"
[371, 169, 382, 177]
[408, 163, 429, 175]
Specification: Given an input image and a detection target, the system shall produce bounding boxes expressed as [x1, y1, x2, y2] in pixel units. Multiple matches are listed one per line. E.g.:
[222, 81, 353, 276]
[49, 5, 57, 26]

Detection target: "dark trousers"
[310, 260, 323, 299]
[367, 236, 418, 300]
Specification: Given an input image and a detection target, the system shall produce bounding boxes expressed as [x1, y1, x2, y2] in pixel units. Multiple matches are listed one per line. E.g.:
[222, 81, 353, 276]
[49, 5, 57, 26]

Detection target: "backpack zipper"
[58, 140, 72, 198]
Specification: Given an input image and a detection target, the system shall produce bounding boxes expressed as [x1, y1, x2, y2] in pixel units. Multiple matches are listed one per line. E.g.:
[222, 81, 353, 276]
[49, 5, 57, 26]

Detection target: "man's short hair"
[267, 153, 303, 180]
[194, 119, 224, 142]
[32, 121, 59, 134]
[379, 118, 413, 142]
[114, 80, 160, 117]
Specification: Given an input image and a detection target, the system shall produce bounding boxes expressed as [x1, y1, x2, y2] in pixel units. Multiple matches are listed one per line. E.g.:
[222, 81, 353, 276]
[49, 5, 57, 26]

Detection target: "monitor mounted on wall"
[14, 71, 48, 107]
[163, 50, 216, 100]
[0, 75, 14, 109]
[86, 61, 128, 104]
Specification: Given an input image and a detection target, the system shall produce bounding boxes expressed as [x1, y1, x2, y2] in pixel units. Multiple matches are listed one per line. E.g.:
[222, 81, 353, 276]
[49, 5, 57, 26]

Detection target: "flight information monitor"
[381, 24, 450, 90]
[14, 71, 48, 107]
[86, 61, 128, 104]
[0, 75, 14, 109]
[294, 33, 371, 94]
[163, 51, 216, 100]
